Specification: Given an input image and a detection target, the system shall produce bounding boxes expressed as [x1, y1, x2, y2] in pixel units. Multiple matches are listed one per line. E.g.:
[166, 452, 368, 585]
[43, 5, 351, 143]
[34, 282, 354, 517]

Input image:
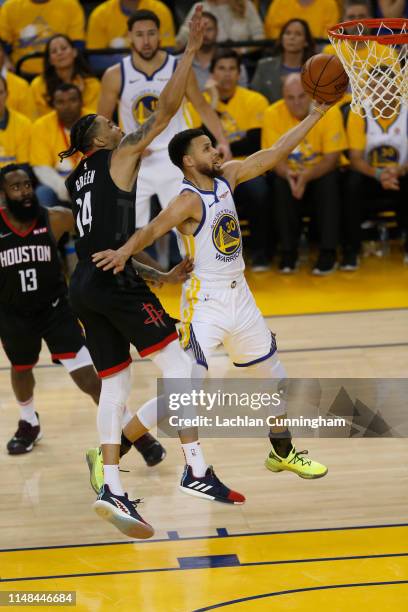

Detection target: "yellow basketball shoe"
[86, 447, 104, 493]
[265, 447, 328, 479]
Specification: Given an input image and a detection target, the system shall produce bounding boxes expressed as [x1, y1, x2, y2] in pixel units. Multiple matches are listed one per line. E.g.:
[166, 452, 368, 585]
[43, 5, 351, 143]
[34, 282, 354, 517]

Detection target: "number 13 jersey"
[66, 150, 136, 261]
[176, 176, 245, 285]
[0, 206, 65, 309]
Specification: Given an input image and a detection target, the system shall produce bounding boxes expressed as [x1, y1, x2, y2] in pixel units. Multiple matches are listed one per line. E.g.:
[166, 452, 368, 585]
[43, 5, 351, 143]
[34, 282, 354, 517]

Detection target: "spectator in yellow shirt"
[265, 0, 340, 39]
[30, 83, 90, 207]
[0, 40, 30, 117]
[343, 73, 408, 268]
[0, 0, 85, 75]
[189, 49, 272, 270]
[263, 74, 346, 274]
[29, 34, 101, 120]
[0, 75, 31, 167]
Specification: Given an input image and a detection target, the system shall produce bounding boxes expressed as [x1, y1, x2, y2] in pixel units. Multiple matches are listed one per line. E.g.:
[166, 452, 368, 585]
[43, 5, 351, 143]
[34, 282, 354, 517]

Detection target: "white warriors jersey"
[119, 52, 189, 152]
[176, 177, 245, 285]
[363, 104, 408, 167]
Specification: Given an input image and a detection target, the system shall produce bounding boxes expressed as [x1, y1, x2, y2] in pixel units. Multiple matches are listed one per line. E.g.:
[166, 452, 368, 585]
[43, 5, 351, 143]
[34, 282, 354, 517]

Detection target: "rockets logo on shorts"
[142, 303, 167, 328]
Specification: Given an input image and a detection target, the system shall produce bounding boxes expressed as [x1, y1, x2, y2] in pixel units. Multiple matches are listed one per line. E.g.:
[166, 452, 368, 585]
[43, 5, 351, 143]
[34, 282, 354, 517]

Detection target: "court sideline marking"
[1, 522, 407, 553]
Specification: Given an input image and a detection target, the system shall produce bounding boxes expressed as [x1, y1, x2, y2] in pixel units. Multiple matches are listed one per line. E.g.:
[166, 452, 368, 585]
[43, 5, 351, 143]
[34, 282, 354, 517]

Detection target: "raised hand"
[186, 4, 204, 53]
[310, 101, 331, 116]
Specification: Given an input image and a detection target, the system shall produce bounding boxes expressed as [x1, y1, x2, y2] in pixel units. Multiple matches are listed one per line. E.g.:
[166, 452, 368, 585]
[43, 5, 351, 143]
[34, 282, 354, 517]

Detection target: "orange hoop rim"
[328, 18, 408, 45]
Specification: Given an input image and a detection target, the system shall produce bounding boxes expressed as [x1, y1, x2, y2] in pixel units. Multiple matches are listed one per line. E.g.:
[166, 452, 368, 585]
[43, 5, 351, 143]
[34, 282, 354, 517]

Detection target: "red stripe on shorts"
[98, 356, 132, 378]
[13, 362, 38, 372]
[139, 331, 179, 357]
[52, 352, 77, 360]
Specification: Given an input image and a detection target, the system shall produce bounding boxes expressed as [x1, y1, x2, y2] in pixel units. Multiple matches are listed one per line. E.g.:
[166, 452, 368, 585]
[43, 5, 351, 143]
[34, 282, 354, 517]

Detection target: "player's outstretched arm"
[48, 207, 75, 242]
[92, 191, 202, 274]
[222, 102, 330, 189]
[112, 6, 204, 160]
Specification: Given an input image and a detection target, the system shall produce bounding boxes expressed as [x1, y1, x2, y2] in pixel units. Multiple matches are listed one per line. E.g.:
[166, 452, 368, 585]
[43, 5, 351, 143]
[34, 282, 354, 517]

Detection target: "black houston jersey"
[0, 206, 66, 310]
[66, 150, 136, 260]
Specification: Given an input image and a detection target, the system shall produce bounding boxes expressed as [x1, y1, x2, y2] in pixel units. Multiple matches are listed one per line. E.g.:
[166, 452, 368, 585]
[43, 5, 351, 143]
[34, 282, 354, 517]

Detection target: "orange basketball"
[301, 53, 349, 104]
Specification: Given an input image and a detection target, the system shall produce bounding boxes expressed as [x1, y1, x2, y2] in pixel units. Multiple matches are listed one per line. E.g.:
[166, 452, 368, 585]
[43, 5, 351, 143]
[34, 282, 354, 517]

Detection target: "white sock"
[181, 441, 207, 477]
[18, 398, 38, 426]
[122, 406, 133, 428]
[104, 464, 124, 496]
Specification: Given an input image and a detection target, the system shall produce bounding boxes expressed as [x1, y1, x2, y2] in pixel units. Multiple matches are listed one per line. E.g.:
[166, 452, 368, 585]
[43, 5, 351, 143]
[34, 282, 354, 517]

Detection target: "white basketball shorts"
[180, 275, 276, 366]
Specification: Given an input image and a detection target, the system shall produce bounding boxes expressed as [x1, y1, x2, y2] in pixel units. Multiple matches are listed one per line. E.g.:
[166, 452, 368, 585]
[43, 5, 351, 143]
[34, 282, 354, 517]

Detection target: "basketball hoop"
[328, 18, 408, 117]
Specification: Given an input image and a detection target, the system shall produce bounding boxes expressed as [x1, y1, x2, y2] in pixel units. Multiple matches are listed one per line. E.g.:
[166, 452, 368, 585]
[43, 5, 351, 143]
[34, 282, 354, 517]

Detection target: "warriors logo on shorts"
[212, 213, 241, 256]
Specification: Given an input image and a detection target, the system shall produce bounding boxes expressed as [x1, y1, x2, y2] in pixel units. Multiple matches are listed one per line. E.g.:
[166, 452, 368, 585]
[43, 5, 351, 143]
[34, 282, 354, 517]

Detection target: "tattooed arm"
[132, 255, 194, 287]
[131, 258, 164, 286]
[133, 251, 165, 272]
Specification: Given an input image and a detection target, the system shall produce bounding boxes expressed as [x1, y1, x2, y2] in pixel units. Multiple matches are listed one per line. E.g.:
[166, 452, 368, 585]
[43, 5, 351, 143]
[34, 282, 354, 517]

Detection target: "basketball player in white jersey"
[343, 66, 408, 269]
[93, 102, 336, 490]
[98, 8, 230, 229]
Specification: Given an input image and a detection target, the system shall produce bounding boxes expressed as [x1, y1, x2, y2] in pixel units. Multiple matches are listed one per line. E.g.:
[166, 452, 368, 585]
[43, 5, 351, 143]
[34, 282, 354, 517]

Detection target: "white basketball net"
[328, 20, 408, 117]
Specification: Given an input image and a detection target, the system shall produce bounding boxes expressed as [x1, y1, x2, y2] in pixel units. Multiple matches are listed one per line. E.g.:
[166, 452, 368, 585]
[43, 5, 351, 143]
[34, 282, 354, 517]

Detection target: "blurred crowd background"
[0, 0, 407, 275]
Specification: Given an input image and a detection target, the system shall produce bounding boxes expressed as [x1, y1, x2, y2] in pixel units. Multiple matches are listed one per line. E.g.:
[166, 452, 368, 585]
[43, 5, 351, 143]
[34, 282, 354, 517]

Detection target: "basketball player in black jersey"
[62, 7, 244, 539]
[0, 164, 188, 469]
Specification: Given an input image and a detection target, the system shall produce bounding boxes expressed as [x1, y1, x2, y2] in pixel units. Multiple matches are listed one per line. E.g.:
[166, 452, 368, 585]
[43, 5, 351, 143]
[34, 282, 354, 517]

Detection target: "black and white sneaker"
[312, 251, 337, 276]
[120, 432, 166, 467]
[93, 484, 154, 539]
[251, 254, 271, 272]
[180, 465, 245, 504]
[341, 251, 359, 271]
[278, 252, 298, 274]
[133, 433, 167, 467]
[7, 413, 42, 455]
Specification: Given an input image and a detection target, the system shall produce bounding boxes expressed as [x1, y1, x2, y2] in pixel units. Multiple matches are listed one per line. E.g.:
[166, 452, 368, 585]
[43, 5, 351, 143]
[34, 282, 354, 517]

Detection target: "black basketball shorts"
[69, 262, 179, 378]
[0, 296, 86, 371]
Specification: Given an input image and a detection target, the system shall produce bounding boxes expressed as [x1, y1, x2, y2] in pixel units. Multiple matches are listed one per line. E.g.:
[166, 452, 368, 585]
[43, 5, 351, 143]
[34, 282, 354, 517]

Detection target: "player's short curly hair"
[168, 128, 207, 170]
[0, 163, 26, 189]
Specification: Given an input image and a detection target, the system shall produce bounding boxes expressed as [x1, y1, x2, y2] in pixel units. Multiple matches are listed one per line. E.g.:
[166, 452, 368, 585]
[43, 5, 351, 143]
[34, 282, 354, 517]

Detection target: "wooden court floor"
[1, 255, 408, 610]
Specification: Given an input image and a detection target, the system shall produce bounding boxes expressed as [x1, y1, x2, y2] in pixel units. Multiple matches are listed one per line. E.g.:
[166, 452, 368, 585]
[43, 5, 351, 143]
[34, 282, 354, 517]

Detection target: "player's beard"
[6, 193, 41, 223]
[138, 45, 159, 61]
[197, 162, 223, 179]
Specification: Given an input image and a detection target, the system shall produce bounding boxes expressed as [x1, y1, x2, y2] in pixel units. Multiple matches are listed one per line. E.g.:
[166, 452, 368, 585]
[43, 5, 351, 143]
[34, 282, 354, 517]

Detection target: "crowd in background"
[0, 0, 406, 274]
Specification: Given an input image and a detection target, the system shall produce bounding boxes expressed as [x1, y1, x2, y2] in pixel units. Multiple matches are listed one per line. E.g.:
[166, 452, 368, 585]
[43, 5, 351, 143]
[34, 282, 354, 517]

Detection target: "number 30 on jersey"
[76, 191, 92, 237]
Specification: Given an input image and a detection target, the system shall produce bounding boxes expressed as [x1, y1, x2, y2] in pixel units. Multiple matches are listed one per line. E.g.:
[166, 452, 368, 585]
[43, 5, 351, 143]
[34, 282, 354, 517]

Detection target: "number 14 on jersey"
[76, 191, 92, 237]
